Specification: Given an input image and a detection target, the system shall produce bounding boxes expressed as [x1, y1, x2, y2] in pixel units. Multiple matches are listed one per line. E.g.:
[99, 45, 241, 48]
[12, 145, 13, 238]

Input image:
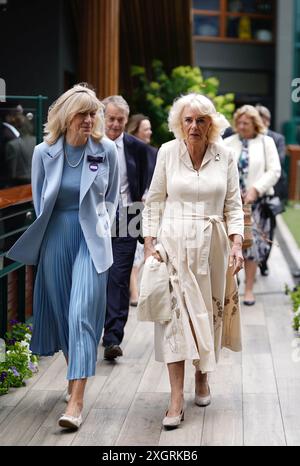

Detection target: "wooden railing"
[287, 145, 300, 201]
[0, 185, 35, 337]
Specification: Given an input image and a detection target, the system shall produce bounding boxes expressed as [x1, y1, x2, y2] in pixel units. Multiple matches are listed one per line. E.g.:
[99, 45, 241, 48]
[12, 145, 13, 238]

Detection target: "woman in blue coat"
[7, 84, 120, 429]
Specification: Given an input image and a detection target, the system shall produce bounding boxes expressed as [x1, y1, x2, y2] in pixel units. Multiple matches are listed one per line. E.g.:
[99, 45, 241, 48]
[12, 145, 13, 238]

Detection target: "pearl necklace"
[64, 142, 86, 168]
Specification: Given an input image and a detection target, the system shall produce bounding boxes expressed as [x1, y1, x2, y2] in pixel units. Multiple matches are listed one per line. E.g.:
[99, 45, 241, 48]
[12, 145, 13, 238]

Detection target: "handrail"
[0, 187, 35, 337]
[4, 95, 48, 100]
[0, 185, 32, 210]
[286, 145, 300, 200]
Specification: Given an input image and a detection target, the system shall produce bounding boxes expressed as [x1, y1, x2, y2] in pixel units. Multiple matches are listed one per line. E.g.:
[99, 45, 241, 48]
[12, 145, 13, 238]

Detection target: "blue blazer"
[6, 135, 120, 274]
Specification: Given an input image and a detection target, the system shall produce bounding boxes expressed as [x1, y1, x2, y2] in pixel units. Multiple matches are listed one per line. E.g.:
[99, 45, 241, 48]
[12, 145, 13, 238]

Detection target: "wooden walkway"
[0, 242, 300, 446]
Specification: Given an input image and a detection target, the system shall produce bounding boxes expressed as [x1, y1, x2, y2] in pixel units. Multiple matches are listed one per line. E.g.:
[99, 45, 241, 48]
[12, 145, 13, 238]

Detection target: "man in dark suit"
[102, 95, 149, 360]
[146, 144, 158, 189]
[256, 105, 287, 276]
[222, 126, 234, 139]
[0, 101, 24, 188]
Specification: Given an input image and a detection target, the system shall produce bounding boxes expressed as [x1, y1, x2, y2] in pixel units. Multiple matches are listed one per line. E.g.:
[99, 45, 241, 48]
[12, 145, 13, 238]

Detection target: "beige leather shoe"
[162, 409, 184, 429]
[58, 413, 82, 430]
[195, 386, 211, 407]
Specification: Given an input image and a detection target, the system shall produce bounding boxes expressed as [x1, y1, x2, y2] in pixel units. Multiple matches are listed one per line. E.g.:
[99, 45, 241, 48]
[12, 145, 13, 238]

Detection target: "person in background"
[7, 84, 120, 430]
[222, 126, 234, 139]
[224, 105, 281, 305]
[102, 96, 149, 361]
[126, 113, 158, 188]
[127, 113, 152, 144]
[143, 93, 244, 428]
[5, 116, 36, 185]
[255, 104, 287, 276]
[0, 101, 24, 188]
[126, 113, 158, 306]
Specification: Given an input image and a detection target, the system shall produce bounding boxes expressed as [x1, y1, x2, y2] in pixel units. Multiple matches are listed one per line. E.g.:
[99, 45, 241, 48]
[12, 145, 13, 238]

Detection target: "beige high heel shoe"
[195, 385, 211, 407]
[162, 403, 185, 429]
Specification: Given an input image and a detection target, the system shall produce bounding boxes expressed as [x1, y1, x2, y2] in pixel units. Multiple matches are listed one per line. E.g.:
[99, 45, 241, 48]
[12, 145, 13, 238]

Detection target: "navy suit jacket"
[123, 133, 149, 202]
[146, 144, 158, 189]
[267, 129, 286, 165]
[267, 129, 287, 200]
[0, 122, 18, 186]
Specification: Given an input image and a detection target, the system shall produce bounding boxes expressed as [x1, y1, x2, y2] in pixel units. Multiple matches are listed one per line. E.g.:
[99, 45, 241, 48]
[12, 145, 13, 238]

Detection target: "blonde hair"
[233, 105, 265, 135]
[44, 84, 105, 145]
[168, 93, 229, 143]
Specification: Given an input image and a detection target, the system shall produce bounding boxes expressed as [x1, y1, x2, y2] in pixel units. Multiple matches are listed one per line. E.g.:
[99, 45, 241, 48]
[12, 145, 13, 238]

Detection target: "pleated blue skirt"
[31, 209, 108, 380]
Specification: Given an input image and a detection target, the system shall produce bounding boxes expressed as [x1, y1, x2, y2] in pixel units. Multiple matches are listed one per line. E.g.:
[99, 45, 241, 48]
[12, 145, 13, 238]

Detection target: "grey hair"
[255, 104, 271, 122]
[102, 95, 130, 117]
[168, 93, 229, 143]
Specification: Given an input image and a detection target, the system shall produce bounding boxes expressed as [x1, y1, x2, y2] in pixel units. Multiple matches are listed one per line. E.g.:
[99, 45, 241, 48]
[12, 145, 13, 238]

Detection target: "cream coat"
[143, 139, 244, 372]
[224, 133, 281, 196]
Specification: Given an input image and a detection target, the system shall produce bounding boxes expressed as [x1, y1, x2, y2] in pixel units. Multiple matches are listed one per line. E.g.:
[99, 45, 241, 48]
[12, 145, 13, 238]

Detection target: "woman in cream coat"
[143, 94, 244, 428]
[224, 105, 281, 305]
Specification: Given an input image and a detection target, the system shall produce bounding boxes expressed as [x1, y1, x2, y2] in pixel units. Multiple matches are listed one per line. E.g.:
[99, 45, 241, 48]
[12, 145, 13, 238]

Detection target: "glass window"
[251, 19, 273, 41]
[227, 0, 273, 14]
[253, 0, 273, 14]
[227, 16, 273, 40]
[193, 0, 220, 10]
[193, 15, 220, 36]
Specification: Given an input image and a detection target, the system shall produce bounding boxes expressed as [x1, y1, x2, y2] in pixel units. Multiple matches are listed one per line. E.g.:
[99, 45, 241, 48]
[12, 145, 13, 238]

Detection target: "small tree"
[128, 60, 235, 147]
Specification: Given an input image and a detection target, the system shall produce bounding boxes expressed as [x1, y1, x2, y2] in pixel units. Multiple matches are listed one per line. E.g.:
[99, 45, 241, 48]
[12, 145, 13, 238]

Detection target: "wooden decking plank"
[122, 322, 154, 361]
[243, 393, 286, 446]
[72, 408, 128, 446]
[201, 395, 243, 446]
[0, 390, 59, 445]
[275, 377, 300, 446]
[115, 392, 169, 446]
[159, 393, 204, 446]
[93, 360, 148, 410]
[31, 352, 67, 391]
[28, 373, 108, 446]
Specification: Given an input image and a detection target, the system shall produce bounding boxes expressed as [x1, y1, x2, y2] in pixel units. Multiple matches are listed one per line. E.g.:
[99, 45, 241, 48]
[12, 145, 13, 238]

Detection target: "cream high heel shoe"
[195, 385, 211, 407]
[162, 403, 185, 429]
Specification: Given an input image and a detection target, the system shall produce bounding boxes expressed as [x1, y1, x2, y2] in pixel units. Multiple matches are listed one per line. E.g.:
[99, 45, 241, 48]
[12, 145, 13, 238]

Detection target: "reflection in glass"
[193, 15, 219, 36]
[227, 16, 272, 40]
[227, 0, 273, 14]
[193, 0, 220, 10]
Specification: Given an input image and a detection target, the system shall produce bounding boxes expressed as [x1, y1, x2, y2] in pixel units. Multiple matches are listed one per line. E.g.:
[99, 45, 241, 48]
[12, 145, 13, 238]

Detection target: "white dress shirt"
[113, 133, 133, 207]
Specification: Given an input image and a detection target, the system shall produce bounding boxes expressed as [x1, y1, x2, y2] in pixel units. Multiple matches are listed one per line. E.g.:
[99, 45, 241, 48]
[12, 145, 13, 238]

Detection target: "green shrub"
[285, 284, 300, 332]
[129, 60, 235, 146]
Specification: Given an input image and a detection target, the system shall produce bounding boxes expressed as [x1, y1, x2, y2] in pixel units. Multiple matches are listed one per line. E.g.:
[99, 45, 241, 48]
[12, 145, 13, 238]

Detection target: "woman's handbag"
[242, 203, 253, 249]
[137, 244, 172, 322]
[260, 195, 285, 217]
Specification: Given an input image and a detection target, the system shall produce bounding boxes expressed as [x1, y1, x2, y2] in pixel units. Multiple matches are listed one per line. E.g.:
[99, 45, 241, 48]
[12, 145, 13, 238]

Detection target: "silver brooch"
[215, 154, 220, 161]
